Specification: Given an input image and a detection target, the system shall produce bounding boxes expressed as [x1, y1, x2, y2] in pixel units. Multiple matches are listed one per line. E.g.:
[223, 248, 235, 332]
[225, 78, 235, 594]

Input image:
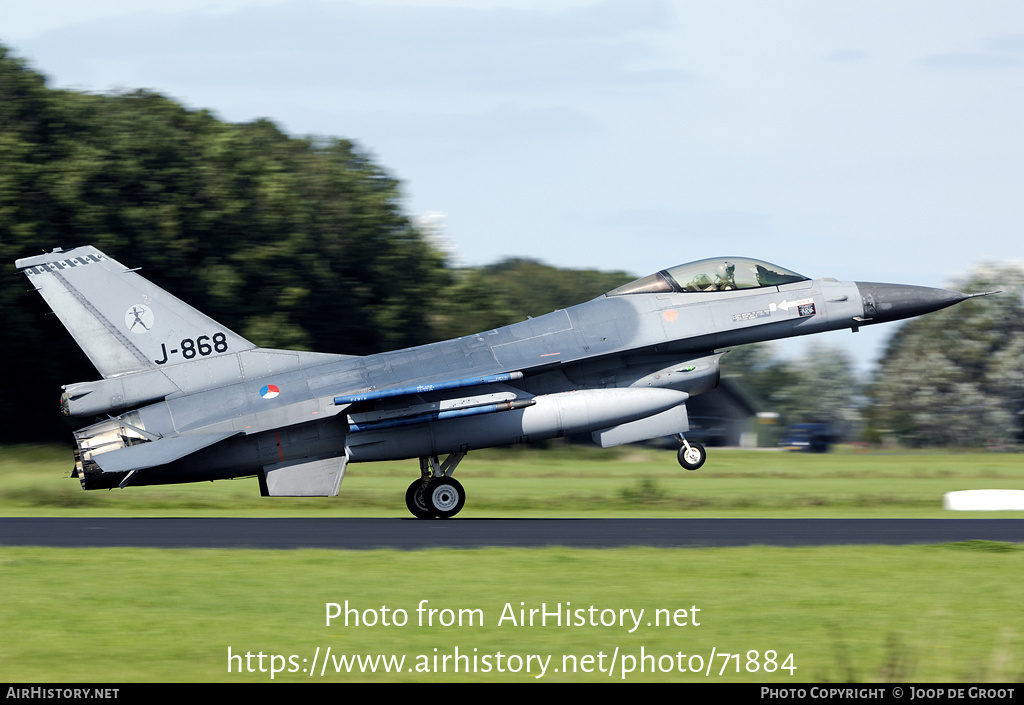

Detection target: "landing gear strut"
[406, 452, 467, 519]
[676, 437, 706, 471]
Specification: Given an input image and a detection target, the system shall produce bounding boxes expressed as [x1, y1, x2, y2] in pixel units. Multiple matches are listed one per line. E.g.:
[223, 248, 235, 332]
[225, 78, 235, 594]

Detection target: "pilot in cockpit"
[686, 261, 736, 291]
[715, 262, 736, 290]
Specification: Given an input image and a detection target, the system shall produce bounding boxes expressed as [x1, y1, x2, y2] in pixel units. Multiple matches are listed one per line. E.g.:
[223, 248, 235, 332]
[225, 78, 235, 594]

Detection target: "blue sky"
[4, 0, 1022, 368]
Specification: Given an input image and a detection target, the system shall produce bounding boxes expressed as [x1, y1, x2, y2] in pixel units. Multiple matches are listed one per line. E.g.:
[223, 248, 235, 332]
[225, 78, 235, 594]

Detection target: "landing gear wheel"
[406, 480, 435, 519]
[426, 477, 466, 519]
[677, 441, 706, 471]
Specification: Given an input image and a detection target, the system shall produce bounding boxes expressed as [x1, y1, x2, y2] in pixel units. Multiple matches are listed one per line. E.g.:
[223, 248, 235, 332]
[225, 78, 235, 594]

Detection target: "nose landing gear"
[676, 437, 706, 471]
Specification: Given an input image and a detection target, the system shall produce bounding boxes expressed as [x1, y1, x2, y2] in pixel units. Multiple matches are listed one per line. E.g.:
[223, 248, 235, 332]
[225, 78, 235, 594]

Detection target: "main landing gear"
[675, 436, 706, 471]
[406, 439, 704, 517]
[406, 452, 467, 519]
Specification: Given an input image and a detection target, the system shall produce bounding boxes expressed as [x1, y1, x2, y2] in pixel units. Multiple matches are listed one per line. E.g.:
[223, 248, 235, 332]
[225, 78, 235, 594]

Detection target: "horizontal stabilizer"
[260, 455, 347, 496]
[92, 431, 240, 474]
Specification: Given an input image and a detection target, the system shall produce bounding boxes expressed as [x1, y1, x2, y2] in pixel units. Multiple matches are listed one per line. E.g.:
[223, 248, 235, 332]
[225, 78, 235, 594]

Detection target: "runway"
[2, 517, 1023, 550]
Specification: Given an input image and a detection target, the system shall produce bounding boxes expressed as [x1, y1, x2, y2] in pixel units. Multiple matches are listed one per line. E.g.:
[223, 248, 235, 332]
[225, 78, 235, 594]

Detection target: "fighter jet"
[15, 247, 992, 518]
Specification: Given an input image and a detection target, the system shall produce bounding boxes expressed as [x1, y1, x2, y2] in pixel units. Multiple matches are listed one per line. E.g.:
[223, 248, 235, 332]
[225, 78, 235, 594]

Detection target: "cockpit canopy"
[607, 257, 808, 296]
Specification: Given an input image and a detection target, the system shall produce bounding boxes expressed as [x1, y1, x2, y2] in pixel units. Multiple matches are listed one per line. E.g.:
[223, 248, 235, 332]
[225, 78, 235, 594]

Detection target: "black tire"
[406, 480, 435, 519]
[425, 477, 466, 519]
[677, 441, 706, 471]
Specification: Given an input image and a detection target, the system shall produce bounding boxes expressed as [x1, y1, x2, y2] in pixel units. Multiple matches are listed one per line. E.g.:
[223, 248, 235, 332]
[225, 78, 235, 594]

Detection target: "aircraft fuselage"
[18, 246, 983, 513]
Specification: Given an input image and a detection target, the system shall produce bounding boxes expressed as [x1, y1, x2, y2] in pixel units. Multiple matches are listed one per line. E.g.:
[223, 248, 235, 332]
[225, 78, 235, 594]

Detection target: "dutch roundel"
[259, 384, 280, 400]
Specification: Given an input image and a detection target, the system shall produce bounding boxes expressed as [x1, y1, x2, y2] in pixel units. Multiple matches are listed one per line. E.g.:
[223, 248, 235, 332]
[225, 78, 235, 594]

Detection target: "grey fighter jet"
[15, 247, 991, 518]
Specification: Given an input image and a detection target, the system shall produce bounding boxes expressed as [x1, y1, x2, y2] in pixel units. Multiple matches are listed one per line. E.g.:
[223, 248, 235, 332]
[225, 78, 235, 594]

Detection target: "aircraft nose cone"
[855, 282, 971, 323]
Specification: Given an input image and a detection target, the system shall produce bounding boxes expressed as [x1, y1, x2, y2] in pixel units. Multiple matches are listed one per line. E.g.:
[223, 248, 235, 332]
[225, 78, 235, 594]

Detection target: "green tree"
[0, 45, 448, 440]
[866, 264, 1024, 447]
[723, 342, 862, 442]
[0, 45, 637, 442]
[430, 258, 633, 340]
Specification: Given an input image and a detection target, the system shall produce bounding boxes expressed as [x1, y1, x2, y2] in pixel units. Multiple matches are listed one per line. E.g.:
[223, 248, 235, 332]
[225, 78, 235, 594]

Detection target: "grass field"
[2, 444, 1022, 683]
[2, 544, 1022, 682]
[2, 443, 1023, 518]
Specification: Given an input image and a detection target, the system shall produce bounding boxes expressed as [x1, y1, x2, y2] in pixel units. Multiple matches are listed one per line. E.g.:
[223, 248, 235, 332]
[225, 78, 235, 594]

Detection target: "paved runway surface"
[2, 517, 1023, 549]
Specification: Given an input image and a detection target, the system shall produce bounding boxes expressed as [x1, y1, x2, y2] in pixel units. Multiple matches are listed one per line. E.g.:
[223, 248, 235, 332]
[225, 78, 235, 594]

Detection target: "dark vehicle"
[780, 423, 836, 453]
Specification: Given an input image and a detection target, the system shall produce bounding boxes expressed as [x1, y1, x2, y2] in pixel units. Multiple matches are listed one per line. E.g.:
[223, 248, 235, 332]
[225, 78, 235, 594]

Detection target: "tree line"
[2, 45, 1020, 446]
[0, 45, 631, 441]
[722, 265, 1023, 448]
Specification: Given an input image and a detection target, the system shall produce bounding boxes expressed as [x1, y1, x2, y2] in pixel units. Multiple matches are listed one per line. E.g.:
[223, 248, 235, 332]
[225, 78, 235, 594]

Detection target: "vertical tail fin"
[16, 246, 255, 379]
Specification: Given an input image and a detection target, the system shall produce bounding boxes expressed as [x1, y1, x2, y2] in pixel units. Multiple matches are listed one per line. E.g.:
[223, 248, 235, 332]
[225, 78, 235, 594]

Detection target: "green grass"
[3, 443, 1022, 518]
[2, 444, 1022, 682]
[2, 543, 1022, 682]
